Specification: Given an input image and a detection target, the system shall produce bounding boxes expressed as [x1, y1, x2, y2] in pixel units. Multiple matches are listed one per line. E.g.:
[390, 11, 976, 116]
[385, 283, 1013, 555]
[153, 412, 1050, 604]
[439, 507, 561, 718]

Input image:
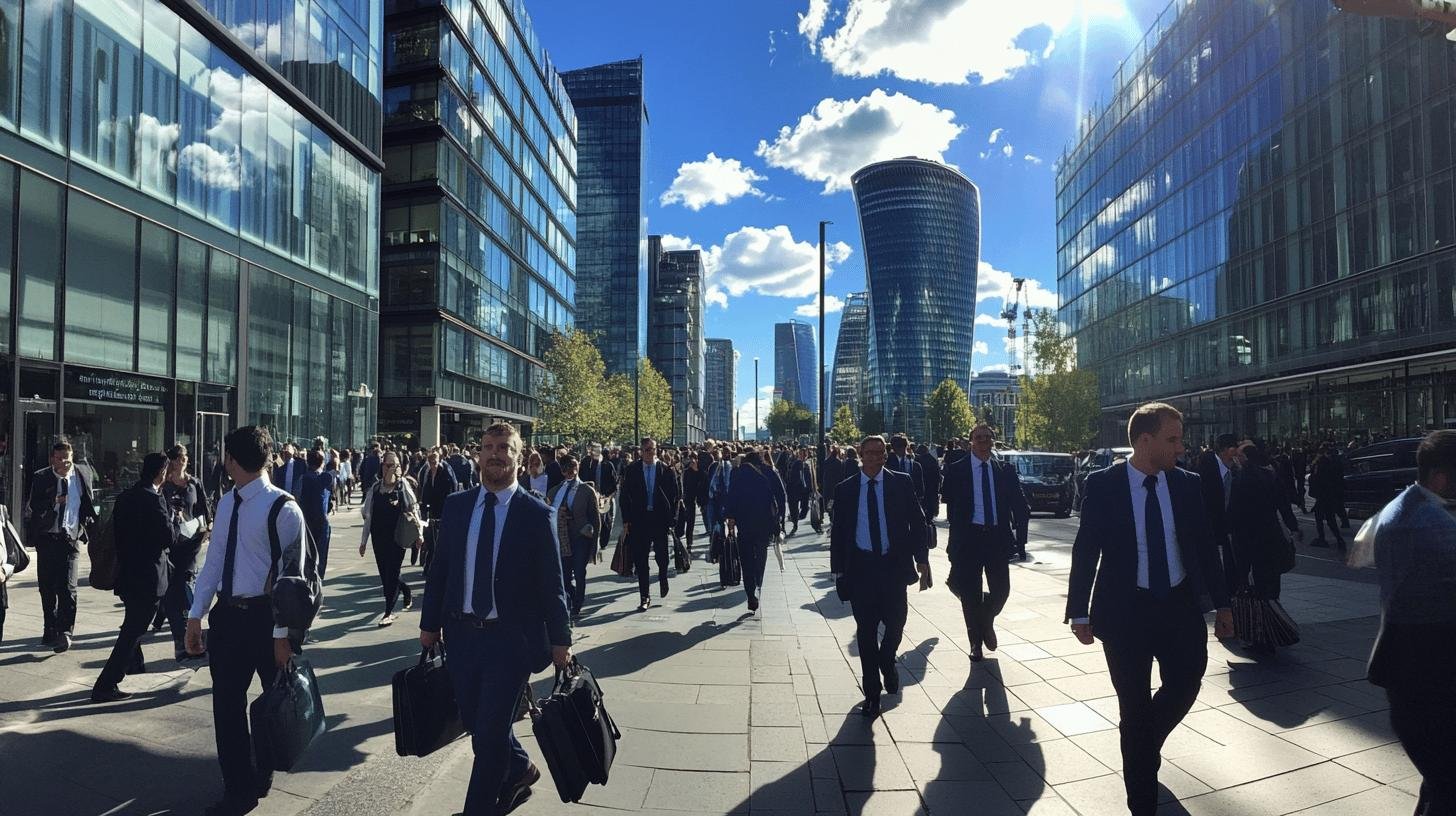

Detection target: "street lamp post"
[633, 361, 640, 444]
[817, 220, 831, 473]
[754, 356, 760, 442]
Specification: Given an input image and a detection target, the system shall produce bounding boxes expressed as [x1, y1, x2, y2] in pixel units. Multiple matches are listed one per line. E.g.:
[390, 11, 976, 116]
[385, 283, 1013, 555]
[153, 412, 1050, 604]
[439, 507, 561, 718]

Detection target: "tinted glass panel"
[64, 191, 137, 369]
[138, 222, 174, 375]
[17, 171, 61, 360]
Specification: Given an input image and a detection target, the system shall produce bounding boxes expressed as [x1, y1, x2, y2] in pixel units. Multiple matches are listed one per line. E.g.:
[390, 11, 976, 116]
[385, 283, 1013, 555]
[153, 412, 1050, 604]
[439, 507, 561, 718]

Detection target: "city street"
[0, 505, 1415, 816]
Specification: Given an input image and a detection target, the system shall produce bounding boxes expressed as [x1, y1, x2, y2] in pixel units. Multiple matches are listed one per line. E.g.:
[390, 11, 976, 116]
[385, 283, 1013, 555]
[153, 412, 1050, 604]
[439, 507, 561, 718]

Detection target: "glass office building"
[830, 291, 869, 421]
[704, 338, 735, 441]
[852, 158, 980, 439]
[968, 371, 1020, 444]
[561, 58, 647, 377]
[1058, 0, 1456, 445]
[379, 0, 577, 446]
[647, 236, 705, 444]
[0, 0, 381, 527]
[774, 320, 817, 412]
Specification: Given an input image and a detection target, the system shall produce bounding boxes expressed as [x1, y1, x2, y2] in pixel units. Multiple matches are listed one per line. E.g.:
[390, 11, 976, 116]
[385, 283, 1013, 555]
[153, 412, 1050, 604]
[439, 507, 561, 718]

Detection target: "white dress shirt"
[854, 470, 892, 553]
[190, 475, 306, 638]
[528, 472, 548, 495]
[52, 469, 83, 537]
[463, 482, 517, 619]
[970, 452, 997, 526]
[1127, 461, 1186, 590]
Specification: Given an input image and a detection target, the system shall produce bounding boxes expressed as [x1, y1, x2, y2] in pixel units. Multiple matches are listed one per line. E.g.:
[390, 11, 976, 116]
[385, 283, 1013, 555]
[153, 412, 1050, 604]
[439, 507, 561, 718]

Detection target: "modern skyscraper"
[0, 0, 381, 520]
[830, 292, 870, 421]
[379, 0, 577, 446]
[705, 339, 736, 441]
[1059, 0, 1456, 443]
[852, 158, 980, 439]
[774, 321, 817, 411]
[562, 58, 648, 377]
[647, 236, 706, 444]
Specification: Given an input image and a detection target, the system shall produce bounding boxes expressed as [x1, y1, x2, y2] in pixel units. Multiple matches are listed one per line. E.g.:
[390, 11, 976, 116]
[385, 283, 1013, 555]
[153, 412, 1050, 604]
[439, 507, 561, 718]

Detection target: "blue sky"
[530, 0, 1167, 435]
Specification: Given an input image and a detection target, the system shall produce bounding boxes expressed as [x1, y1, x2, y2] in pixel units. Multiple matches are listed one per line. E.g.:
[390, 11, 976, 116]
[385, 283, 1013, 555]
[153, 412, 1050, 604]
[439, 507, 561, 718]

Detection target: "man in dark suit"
[544, 447, 565, 492]
[358, 443, 382, 494]
[915, 443, 942, 547]
[27, 441, 98, 652]
[420, 423, 571, 816]
[581, 443, 617, 555]
[1066, 403, 1232, 816]
[272, 442, 304, 497]
[93, 453, 177, 702]
[619, 437, 682, 611]
[1195, 433, 1240, 596]
[830, 436, 931, 719]
[417, 448, 459, 575]
[943, 439, 967, 467]
[943, 424, 1030, 661]
[885, 436, 927, 506]
[724, 449, 788, 612]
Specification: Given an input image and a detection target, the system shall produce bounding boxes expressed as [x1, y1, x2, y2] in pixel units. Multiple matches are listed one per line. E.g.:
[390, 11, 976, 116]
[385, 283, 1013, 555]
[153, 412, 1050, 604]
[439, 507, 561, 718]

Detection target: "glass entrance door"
[196, 412, 229, 498]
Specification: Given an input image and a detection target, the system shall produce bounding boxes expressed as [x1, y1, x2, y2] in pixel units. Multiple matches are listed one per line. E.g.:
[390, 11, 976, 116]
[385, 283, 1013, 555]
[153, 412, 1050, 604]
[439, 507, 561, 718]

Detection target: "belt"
[221, 595, 268, 609]
[449, 612, 500, 628]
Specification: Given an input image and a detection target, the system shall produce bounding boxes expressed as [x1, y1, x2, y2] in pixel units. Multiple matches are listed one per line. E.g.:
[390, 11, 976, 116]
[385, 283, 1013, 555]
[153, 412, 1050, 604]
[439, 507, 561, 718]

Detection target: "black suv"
[1004, 451, 1076, 517]
[1343, 438, 1420, 518]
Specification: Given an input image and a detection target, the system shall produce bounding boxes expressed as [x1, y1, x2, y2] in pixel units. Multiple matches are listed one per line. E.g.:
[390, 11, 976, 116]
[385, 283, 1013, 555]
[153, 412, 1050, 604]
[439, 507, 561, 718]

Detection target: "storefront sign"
[65, 370, 171, 407]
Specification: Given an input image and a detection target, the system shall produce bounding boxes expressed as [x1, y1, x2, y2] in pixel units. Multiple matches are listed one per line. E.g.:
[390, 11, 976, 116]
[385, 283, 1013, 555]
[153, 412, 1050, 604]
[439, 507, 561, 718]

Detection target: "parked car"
[1343, 437, 1420, 517]
[1003, 451, 1076, 517]
[1073, 447, 1132, 512]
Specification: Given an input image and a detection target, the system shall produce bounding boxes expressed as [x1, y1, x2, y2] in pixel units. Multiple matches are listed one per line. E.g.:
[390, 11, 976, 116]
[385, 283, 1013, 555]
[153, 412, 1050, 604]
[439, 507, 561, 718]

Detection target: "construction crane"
[1002, 277, 1026, 374]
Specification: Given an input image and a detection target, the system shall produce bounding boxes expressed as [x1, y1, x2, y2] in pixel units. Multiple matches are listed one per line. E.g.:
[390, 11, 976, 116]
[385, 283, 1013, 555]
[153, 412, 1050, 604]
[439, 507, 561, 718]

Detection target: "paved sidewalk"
[0, 509, 1417, 815]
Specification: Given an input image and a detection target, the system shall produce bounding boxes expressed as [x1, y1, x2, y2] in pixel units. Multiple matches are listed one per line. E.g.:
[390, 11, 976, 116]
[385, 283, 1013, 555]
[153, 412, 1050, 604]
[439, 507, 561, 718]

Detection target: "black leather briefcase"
[392, 646, 466, 757]
[531, 659, 621, 803]
[250, 658, 326, 772]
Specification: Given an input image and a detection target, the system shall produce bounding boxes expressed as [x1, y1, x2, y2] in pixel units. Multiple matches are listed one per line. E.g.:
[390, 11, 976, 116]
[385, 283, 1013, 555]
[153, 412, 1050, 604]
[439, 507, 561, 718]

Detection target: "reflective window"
[205, 249, 237, 384]
[64, 191, 138, 370]
[16, 170, 60, 360]
[20, 0, 65, 149]
[71, 0, 141, 180]
[138, 222, 175, 376]
[139, 1, 179, 198]
[0, 162, 13, 353]
[175, 236, 206, 381]
[0, 0, 19, 127]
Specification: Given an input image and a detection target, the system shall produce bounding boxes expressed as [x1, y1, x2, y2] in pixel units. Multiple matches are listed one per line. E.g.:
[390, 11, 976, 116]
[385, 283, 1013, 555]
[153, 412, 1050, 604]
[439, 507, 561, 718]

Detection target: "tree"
[598, 357, 672, 444]
[635, 357, 673, 442]
[536, 329, 608, 443]
[827, 404, 861, 444]
[764, 399, 815, 440]
[1015, 309, 1101, 451]
[858, 398, 886, 436]
[925, 379, 975, 443]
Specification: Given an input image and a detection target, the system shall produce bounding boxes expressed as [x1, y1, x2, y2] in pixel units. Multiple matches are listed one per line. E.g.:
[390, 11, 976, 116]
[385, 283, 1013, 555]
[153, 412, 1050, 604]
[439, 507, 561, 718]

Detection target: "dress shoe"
[41, 631, 55, 646]
[747, 596, 759, 612]
[202, 795, 258, 816]
[970, 644, 984, 662]
[982, 620, 998, 652]
[659, 577, 669, 598]
[54, 632, 72, 653]
[883, 665, 901, 695]
[497, 763, 540, 814]
[90, 685, 133, 703]
[860, 695, 881, 719]
[637, 598, 650, 612]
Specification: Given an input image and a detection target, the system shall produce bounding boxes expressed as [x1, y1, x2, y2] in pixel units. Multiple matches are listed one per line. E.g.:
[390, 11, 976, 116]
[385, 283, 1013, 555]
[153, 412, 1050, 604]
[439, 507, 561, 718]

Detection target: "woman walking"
[1229, 441, 1303, 655]
[359, 451, 420, 626]
[520, 450, 549, 495]
[159, 444, 210, 661]
[300, 450, 335, 578]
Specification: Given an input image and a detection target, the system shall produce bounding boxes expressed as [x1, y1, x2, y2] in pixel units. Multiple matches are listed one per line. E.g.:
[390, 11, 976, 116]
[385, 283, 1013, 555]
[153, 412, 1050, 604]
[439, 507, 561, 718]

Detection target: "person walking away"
[916, 443, 942, 548]
[92, 453, 178, 702]
[28, 441, 97, 652]
[1196, 433, 1242, 597]
[724, 450, 787, 613]
[358, 443, 382, 495]
[358, 451, 419, 626]
[419, 423, 571, 816]
[272, 442, 304, 498]
[1309, 447, 1346, 548]
[829, 436, 931, 719]
[943, 424, 1029, 661]
[1227, 442, 1302, 655]
[678, 454, 706, 556]
[298, 450, 334, 579]
[418, 448, 459, 576]
[159, 444, 211, 660]
[185, 426, 309, 816]
[619, 438, 681, 611]
[581, 444, 617, 560]
[546, 455, 600, 620]
[1366, 430, 1456, 816]
[1065, 403, 1232, 816]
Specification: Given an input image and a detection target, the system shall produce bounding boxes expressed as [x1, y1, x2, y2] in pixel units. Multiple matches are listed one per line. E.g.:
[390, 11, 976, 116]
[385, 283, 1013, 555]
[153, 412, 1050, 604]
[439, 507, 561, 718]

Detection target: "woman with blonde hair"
[359, 450, 421, 626]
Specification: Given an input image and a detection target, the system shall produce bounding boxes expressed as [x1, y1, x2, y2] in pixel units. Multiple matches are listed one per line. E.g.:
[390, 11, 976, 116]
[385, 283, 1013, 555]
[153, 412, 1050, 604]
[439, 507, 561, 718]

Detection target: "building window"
[64, 191, 138, 370]
[17, 170, 61, 360]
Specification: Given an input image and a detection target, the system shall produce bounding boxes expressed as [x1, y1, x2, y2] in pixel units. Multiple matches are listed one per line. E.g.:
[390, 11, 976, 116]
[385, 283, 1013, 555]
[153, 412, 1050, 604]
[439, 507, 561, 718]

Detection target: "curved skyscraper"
[852, 158, 980, 439]
[830, 292, 870, 421]
[774, 321, 818, 412]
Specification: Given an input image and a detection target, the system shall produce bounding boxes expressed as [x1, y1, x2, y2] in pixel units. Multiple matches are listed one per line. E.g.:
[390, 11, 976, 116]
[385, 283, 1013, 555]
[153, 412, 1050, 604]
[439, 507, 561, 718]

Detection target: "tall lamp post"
[753, 356, 760, 442]
[817, 220, 831, 473]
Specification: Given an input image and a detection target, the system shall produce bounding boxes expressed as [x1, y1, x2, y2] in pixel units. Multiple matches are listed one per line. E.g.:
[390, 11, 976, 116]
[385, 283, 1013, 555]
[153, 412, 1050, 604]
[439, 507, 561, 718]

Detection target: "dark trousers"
[422, 518, 441, 577]
[564, 537, 595, 615]
[444, 620, 532, 816]
[1313, 500, 1345, 544]
[1101, 584, 1207, 816]
[1215, 534, 1240, 598]
[598, 502, 615, 553]
[953, 539, 1011, 647]
[741, 536, 770, 601]
[631, 520, 670, 600]
[792, 492, 810, 521]
[677, 500, 696, 546]
[371, 539, 411, 614]
[35, 535, 79, 635]
[160, 544, 201, 649]
[97, 595, 161, 689]
[207, 603, 279, 800]
[0, 604, 6, 643]
[1388, 685, 1456, 816]
[849, 550, 908, 697]
[305, 514, 331, 578]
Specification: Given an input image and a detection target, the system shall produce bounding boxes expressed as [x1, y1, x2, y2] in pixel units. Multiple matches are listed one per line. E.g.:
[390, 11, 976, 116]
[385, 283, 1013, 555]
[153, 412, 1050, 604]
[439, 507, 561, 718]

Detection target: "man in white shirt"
[26, 441, 97, 653]
[1065, 403, 1232, 816]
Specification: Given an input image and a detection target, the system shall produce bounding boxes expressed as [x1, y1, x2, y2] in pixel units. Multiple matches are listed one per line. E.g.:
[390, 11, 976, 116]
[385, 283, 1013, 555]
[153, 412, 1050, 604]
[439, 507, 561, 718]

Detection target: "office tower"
[647, 237, 706, 443]
[774, 320, 817, 411]
[830, 292, 870, 421]
[705, 339, 736, 441]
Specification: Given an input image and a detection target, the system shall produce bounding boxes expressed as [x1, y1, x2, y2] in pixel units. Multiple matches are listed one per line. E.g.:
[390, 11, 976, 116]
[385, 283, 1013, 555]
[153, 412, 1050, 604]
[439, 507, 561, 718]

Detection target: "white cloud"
[979, 363, 1011, 374]
[974, 312, 1005, 328]
[660, 153, 768, 211]
[987, 128, 1003, 144]
[973, 340, 990, 356]
[795, 293, 846, 317]
[1001, 143, 1014, 157]
[1024, 154, 1044, 165]
[736, 385, 777, 434]
[664, 227, 853, 308]
[976, 260, 1058, 313]
[756, 89, 964, 194]
[798, 0, 831, 53]
[810, 0, 1129, 86]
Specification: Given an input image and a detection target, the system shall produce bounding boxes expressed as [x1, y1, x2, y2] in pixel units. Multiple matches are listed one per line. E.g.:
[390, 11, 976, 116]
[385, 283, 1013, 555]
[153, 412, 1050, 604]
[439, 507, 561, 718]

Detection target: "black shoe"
[402, 593, 414, 611]
[970, 644, 984, 662]
[982, 620, 999, 652]
[637, 598, 650, 612]
[497, 763, 540, 814]
[659, 578, 669, 598]
[90, 685, 133, 703]
[202, 796, 258, 816]
[54, 632, 72, 654]
[747, 596, 759, 612]
[41, 631, 55, 647]
[883, 665, 901, 695]
[861, 695, 881, 719]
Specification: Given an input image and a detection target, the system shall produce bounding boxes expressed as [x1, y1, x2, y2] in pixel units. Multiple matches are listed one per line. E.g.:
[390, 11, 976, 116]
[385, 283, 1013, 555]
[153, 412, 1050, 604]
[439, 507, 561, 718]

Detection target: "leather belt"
[222, 595, 268, 609]
[449, 612, 499, 628]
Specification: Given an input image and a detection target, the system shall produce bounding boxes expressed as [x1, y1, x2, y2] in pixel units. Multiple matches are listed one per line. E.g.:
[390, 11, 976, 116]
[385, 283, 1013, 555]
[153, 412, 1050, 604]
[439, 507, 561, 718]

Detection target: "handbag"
[610, 526, 633, 577]
[250, 658, 326, 772]
[392, 645, 465, 758]
[673, 538, 691, 573]
[530, 659, 622, 803]
[391, 487, 423, 549]
[3, 515, 29, 574]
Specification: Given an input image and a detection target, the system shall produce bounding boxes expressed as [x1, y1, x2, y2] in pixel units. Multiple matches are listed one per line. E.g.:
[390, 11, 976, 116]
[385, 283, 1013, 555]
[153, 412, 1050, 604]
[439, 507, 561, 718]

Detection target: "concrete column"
[419, 404, 441, 450]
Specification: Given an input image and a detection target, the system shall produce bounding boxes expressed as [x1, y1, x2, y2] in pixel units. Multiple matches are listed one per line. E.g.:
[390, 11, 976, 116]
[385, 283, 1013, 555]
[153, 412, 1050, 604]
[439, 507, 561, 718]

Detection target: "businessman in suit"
[915, 443, 942, 538]
[943, 424, 1030, 661]
[27, 441, 98, 652]
[885, 435, 927, 508]
[1195, 433, 1241, 596]
[1366, 430, 1456, 816]
[618, 437, 682, 611]
[1066, 403, 1232, 816]
[724, 449, 787, 612]
[546, 455, 601, 620]
[830, 436, 931, 719]
[581, 444, 618, 556]
[420, 422, 571, 816]
[417, 448, 459, 575]
[272, 442, 304, 497]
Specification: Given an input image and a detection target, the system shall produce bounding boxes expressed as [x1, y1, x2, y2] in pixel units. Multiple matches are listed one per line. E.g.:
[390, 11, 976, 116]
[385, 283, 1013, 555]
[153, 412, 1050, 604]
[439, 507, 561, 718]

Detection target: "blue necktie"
[472, 492, 498, 615]
[867, 478, 882, 556]
[1144, 474, 1170, 598]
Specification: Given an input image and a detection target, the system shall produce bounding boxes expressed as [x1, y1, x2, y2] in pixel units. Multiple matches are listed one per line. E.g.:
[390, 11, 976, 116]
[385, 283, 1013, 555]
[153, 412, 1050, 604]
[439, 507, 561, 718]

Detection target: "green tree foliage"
[827, 404, 862, 444]
[635, 357, 673, 442]
[602, 372, 636, 444]
[857, 399, 886, 436]
[925, 379, 976, 443]
[1016, 309, 1101, 451]
[764, 399, 815, 440]
[536, 329, 608, 443]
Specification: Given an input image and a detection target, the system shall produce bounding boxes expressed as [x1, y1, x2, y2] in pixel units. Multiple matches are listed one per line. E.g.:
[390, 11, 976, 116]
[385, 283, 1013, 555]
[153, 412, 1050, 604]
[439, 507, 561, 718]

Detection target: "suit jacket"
[445, 454, 474, 488]
[1064, 464, 1229, 639]
[943, 454, 1030, 561]
[417, 464, 459, 519]
[618, 460, 681, 529]
[580, 457, 617, 498]
[1227, 465, 1298, 579]
[544, 460, 564, 492]
[112, 483, 177, 600]
[682, 466, 708, 506]
[724, 462, 787, 542]
[26, 466, 98, 543]
[916, 452, 943, 518]
[272, 456, 306, 496]
[1195, 451, 1233, 543]
[359, 452, 382, 488]
[884, 453, 926, 502]
[547, 478, 601, 544]
[296, 471, 335, 524]
[1367, 484, 1456, 690]
[421, 486, 571, 672]
[944, 449, 967, 467]
[829, 468, 928, 585]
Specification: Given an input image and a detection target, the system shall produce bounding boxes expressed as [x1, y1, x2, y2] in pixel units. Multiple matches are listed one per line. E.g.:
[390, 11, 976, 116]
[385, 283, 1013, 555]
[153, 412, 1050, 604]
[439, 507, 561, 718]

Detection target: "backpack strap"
[266, 493, 294, 590]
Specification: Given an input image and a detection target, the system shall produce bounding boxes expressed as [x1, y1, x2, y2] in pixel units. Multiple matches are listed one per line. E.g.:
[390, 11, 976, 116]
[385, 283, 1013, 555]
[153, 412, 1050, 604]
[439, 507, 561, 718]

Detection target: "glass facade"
[852, 158, 980, 440]
[379, 0, 576, 445]
[968, 371, 1020, 444]
[561, 58, 647, 377]
[704, 338, 734, 441]
[1057, 0, 1456, 445]
[830, 291, 869, 422]
[774, 320, 817, 412]
[647, 239, 705, 444]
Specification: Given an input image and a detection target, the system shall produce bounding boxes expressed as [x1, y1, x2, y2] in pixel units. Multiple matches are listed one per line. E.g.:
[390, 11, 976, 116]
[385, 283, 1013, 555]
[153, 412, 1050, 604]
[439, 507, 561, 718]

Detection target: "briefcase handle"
[418, 642, 446, 667]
